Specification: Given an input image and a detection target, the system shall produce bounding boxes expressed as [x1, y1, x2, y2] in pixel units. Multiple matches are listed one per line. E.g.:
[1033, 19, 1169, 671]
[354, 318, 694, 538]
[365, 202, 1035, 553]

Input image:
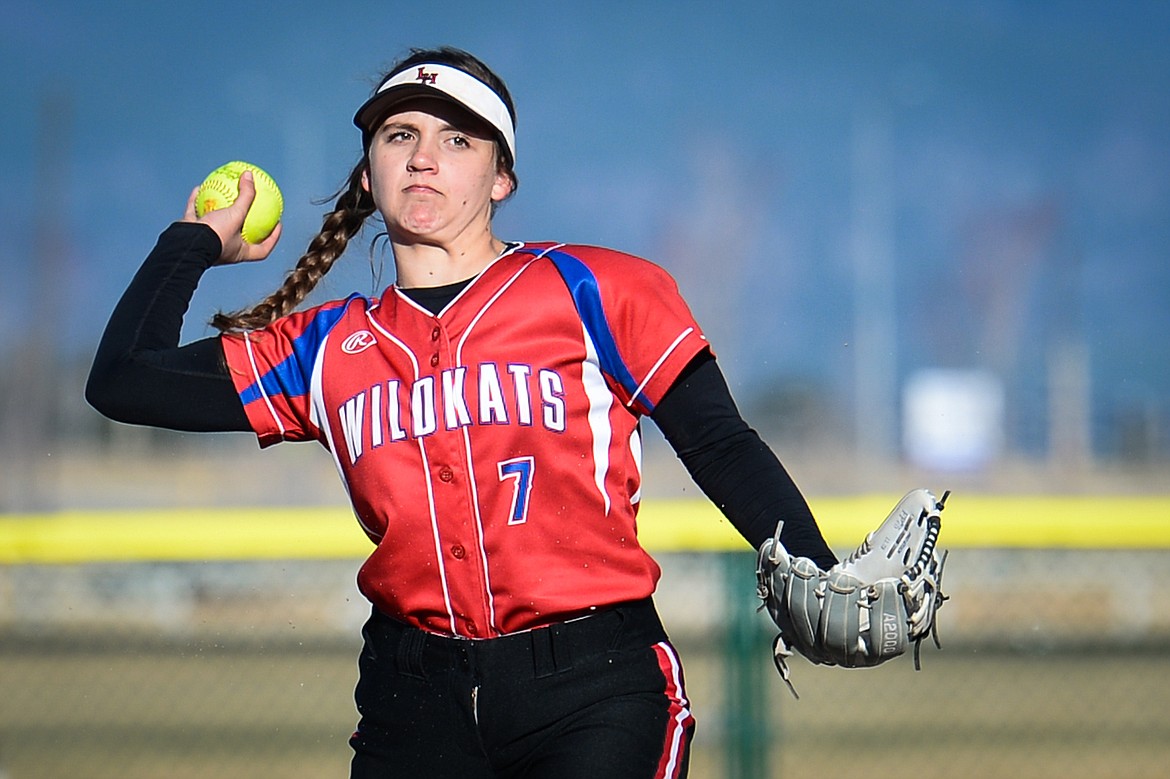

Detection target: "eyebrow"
[379, 113, 493, 139]
[379, 118, 428, 133]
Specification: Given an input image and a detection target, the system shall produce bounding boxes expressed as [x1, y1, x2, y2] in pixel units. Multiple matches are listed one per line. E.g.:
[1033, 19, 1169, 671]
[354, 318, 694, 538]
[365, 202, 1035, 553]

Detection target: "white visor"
[353, 63, 516, 165]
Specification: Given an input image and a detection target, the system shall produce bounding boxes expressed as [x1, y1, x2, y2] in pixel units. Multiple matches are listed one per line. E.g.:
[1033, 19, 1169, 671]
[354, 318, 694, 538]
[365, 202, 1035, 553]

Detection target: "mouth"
[404, 184, 442, 196]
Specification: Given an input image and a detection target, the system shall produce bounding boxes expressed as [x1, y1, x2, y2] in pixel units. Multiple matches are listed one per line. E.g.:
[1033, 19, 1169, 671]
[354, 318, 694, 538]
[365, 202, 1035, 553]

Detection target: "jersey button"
[430, 353, 440, 367]
[466, 619, 479, 636]
[431, 326, 441, 341]
[450, 544, 466, 559]
[439, 467, 454, 482]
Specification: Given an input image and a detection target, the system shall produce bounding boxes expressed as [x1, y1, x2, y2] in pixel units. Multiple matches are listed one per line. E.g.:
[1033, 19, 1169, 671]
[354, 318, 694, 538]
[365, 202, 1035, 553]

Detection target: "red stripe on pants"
[651, 641, 695, 779]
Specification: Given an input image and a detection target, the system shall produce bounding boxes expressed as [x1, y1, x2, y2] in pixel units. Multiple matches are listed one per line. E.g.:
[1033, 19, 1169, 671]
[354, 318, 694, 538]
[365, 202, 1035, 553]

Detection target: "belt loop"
[550, 623, 573, 673]
[531, 626, 556, 679]
[532, 623, 574, 679]
[396, 627, 429, 679]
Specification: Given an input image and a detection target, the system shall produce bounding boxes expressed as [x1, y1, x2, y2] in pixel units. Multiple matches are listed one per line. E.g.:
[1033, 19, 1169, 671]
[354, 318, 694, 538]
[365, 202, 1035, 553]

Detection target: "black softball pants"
[349, 598, 695, 778]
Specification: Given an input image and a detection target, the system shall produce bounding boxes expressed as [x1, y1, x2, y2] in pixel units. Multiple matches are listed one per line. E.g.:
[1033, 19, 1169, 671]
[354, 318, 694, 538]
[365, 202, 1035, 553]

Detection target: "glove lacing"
[756, 522, 803, 698]
[906, 548, 949, 670]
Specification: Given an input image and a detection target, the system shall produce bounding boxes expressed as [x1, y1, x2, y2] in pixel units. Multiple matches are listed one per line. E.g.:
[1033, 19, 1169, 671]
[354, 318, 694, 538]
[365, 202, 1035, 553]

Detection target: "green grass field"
[2, 633, 1167, 779]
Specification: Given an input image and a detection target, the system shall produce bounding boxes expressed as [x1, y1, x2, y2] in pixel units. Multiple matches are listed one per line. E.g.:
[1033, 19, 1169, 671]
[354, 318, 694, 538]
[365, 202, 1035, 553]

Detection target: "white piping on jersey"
[629, 327, 696, 409]
[580, 328, 615, 514]
[309, 330, 379, 541]
[454, 257, 541, 365]
[365, 312, 459, 635]
[355, 241, 617, 637]
[432, 244, 560, 634]
[524, 241, 615, 515]
[353, 243, 540, 637]
[307, 338, 325, 434]
[414, 428, 458, 635]
[451, 253, 545, 634]
[449, 240, 612, 520]
[241, 334, 287, 439]
[386, 241, 527, 319]
[309, 335, 342, 460]
[459, 426, 499, 633]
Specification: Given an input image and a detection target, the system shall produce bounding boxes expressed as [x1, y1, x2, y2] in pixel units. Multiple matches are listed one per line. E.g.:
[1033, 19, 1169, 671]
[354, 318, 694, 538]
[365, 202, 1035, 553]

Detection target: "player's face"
[362, 98, 514, 247]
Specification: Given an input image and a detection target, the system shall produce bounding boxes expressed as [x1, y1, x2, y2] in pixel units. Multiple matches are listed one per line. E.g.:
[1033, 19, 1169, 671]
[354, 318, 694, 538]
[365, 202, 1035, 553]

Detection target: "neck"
[392, 227, 506, 288]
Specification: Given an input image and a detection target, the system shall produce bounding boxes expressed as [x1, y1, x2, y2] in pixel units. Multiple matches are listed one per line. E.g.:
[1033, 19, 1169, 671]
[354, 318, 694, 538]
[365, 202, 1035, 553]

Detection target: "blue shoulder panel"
[543, 248, 647, 410]
[239, 295, 363, 405]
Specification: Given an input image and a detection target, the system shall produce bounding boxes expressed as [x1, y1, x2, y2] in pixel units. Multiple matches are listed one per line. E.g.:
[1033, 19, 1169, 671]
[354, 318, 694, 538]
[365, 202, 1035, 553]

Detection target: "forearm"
[85, 222, 250, 432]
[652, 354, 837, 568]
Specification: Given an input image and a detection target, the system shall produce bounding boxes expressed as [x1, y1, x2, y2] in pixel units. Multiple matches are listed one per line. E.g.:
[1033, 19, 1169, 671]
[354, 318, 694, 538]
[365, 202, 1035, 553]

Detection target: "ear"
[360, 165, 371, 194]
[490, 168, 515, 203]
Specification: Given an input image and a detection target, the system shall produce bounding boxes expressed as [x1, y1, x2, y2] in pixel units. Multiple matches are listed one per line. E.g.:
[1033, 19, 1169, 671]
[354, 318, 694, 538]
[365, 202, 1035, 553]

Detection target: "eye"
[380, 126, 414, 144]
[448, 134, 472, 149]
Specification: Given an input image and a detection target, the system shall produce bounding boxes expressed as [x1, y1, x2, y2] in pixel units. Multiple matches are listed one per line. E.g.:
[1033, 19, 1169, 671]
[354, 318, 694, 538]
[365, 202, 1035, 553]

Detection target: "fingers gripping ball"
[194, 161, 283, 243]
[756, 489, 950, 697]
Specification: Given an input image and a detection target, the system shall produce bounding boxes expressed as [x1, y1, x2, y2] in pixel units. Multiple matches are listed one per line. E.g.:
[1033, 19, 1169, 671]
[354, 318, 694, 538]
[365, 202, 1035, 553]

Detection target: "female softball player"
[87, 46, 837, 778]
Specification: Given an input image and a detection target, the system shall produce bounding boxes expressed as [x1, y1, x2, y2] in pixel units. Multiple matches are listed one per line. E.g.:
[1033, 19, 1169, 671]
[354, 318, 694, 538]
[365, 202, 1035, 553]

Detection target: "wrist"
[160, 222, 222, 271]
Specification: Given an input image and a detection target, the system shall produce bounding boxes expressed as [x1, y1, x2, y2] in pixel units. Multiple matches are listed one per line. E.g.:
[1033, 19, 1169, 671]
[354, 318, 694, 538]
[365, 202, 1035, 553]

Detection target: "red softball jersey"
[221, 242, 710, 638]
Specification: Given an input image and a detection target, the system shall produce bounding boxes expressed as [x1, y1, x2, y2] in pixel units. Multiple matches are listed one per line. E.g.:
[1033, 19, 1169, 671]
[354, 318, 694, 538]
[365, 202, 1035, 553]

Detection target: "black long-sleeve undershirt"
[86, 223, 251, 432]
[651, 355, 836, 565]
[86, 222, 836, 566]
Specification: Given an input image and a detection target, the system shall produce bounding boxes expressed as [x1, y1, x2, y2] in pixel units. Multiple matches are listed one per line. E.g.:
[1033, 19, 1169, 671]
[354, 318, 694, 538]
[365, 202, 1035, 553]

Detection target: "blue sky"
[3, 0, 1168, 455]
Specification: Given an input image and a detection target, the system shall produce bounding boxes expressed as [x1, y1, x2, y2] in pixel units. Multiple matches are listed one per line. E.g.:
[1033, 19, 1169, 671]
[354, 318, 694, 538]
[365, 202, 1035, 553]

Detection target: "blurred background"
[1, 1, 1168, 777]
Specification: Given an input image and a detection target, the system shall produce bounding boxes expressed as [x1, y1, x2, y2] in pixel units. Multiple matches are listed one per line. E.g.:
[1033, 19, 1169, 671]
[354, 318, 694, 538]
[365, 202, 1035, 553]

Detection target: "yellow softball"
[194, 161, 284, 244]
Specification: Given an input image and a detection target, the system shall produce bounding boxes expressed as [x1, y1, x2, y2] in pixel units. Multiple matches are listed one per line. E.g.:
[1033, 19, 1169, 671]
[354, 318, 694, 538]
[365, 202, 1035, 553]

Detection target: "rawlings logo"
[415, 67, 438, 85]
[341, 330, 377, 355]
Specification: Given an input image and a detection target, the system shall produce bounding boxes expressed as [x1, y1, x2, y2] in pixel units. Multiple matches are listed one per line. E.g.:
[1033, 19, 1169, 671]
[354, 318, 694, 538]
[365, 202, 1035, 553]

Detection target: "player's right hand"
[182, 170, 282, 265]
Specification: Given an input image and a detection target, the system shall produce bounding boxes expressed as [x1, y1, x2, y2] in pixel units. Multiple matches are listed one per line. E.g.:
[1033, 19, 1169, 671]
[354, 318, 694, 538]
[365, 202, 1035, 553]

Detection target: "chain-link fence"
[3, 547, 1169, 778]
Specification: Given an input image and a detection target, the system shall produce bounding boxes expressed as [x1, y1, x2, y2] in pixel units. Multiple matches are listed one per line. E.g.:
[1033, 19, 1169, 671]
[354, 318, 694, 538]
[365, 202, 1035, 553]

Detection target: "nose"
[406, 136, 438, 173]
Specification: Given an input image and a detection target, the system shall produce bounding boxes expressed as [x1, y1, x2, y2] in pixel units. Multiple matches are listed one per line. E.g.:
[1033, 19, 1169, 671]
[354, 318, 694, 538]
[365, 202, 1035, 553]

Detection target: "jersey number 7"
[498, 456, 535, 525]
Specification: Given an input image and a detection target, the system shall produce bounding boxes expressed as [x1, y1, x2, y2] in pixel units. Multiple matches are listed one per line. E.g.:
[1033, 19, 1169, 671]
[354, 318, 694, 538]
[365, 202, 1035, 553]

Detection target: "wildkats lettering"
[335, 363, 566, 465]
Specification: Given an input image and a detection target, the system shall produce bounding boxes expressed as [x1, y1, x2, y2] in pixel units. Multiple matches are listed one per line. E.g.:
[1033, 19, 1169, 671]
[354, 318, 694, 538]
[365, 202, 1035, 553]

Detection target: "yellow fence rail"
[1, 495, 1168, 564]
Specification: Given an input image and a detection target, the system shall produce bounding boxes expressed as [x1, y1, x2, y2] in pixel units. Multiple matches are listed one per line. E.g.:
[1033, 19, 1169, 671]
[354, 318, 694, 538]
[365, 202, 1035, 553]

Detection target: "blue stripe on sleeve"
[238, 296, 361, 406]
[544, 249, 650, 411]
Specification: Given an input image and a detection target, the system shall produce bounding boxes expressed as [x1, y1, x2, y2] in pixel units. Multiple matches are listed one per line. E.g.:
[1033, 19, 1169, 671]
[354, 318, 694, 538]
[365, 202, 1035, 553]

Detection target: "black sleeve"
[85, 222, 251, 432]
[650, 352, 838, 568]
